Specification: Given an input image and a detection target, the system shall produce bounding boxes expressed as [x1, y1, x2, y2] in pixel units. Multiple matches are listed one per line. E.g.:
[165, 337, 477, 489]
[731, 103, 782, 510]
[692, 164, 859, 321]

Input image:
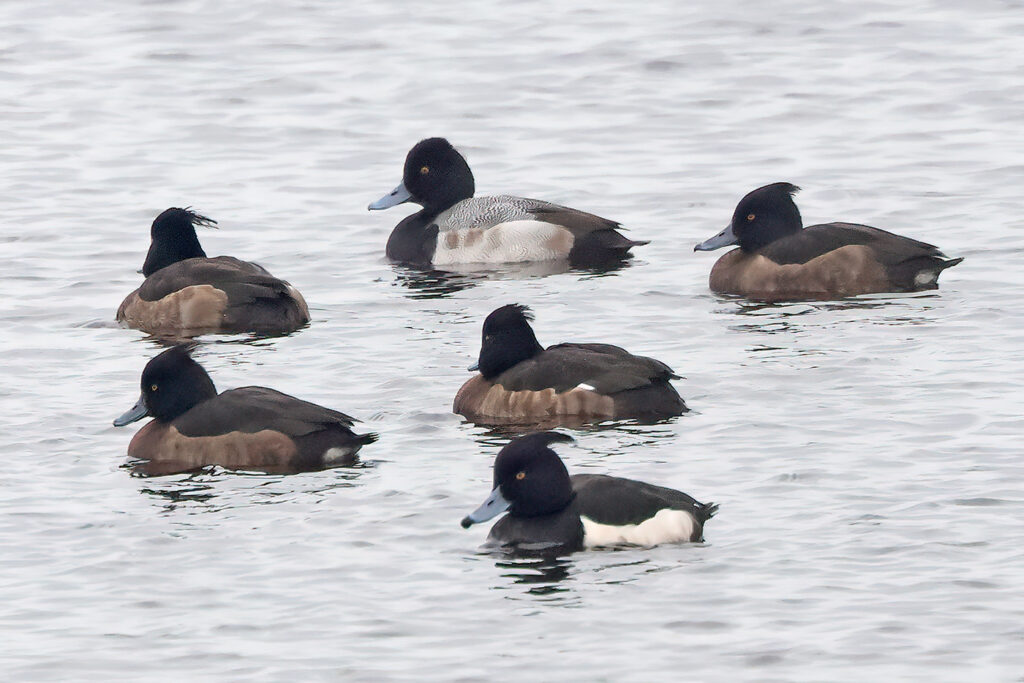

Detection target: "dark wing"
[137, 256, 292, 303]
[760, 222, 948, 266]
[526, 198, 648, 252]
[571, 474, 712, 526]
[524, 198, 621, 234]
[497, 343, 678, 394]
[173, 387, 359, 438]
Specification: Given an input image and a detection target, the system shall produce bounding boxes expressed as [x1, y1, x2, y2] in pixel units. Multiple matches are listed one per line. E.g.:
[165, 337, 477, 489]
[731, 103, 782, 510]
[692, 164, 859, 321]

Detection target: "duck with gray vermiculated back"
[694, 183, 963, 301]
[462, 432, 717, 554]
[368, 138, 647, 268]
[116, 208, 310, 337]
[454, 304, 686, 425]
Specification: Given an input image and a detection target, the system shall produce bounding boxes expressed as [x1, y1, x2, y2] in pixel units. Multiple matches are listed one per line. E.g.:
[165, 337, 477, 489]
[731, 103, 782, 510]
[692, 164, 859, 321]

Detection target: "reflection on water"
[391, 266, 488, 299]
[112, 325, 311, 346]
[727, 294, 939, 320]
[391, 257, 637, 299]
[137, 481, 219, 511]
[125, 456, 370, 478]
[722, 294, 944, 347]
[591, 556, 653, 585]
[494, 556, 575, 598]
[135, 467, 368, 513]
[465, 420, 681, 454]
[458, 412, 688, 434]
[490, 548, 690, 599]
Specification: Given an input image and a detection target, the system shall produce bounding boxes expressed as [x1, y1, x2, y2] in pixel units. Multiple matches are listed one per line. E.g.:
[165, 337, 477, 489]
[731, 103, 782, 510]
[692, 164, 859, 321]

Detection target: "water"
[1, 0, 1023, 679]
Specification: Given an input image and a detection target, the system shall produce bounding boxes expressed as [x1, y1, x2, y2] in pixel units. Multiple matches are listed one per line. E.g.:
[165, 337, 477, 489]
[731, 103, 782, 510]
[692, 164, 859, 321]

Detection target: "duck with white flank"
[369, 138, 647, 267]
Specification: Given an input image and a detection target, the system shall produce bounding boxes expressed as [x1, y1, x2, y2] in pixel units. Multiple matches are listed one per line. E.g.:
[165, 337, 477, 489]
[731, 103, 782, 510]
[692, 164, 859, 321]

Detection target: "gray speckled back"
[434, 195, 557, 232]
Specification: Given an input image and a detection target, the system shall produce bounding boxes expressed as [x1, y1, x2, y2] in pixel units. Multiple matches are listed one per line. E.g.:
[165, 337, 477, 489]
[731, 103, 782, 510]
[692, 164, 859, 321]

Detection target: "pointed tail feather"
[697, 502, 719, 524]
[938, 256, 964, 271]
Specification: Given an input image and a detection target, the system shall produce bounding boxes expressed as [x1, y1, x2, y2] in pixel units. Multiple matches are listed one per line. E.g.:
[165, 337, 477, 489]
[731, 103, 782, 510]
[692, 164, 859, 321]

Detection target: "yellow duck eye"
[515, 471, 526, 481]
[747, 213, 756, 221]
[420, 165, 430, 175]
[150, 384, 158, 392]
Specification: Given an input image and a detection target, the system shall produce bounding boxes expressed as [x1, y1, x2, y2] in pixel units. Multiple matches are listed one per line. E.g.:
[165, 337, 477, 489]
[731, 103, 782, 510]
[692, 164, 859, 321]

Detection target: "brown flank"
[117, 284, 229, 335]
[454, 375, 616, 422]
[127, 421, 298, 475]
[709, 246, 890, 301]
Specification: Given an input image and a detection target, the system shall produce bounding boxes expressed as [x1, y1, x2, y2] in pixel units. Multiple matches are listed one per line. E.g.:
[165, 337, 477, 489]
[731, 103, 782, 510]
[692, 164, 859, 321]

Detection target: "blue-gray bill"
[467, 361, 479, 372]
[113, 395, 149, 427]
[694, 222, 738, 251]
[461, 487, 511, 528]
[368, 181, 413, 211]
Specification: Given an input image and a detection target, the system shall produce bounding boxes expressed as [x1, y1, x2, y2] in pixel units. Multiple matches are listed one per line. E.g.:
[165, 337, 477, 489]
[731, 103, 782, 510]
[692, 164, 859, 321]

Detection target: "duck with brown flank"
[454, 304, 687, 425]
[117, 208, 310, 337]
[113, 346, 376, 476]
[694, 183, 962, 301]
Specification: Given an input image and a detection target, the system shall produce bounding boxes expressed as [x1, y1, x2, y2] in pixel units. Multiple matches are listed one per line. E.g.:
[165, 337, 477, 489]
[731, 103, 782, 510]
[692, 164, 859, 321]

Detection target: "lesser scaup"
[113, 346, 376, 476]
[368, 138, 647, 267]
[461, 432, 717, 553]
[454, 304, 687, 424]
[694, 183, 963, 300]
[116, 208, 310, 336]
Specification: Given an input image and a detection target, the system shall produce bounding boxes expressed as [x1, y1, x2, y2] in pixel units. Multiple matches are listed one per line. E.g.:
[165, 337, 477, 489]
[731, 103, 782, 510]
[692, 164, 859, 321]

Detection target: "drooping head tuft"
[150, 207, 217, 237]
[485, 303, 533, 328]
[772, 182, 800, 198]
[142, 207, 216, 276]
[476, 304, 544, 379]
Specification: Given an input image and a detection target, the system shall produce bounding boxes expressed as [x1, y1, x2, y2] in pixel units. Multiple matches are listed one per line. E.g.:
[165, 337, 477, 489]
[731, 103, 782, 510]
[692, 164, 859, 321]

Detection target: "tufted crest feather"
[179, 207, 218, 229]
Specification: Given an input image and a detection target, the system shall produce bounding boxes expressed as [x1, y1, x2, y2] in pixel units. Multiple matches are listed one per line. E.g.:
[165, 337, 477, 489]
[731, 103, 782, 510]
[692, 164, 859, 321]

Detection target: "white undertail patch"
[322, 447, 354, 466]
[914, 270, 938, 287]
[581, 508, 697, 548]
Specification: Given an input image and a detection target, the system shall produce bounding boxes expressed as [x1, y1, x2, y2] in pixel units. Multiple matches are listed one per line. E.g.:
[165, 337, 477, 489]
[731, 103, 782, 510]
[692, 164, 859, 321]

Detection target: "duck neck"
[142, 230, 206, 277]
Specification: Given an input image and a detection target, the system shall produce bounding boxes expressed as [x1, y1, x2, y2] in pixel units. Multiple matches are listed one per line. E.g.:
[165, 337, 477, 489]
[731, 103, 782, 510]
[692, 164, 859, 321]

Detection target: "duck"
[367, 137, 647, 267]
[116, 208, 310, 336]
[454, 304, 686, 424]
[694, 183, 963, 301]
[113, 345, 377, 476]
[461, 432, 717, 553]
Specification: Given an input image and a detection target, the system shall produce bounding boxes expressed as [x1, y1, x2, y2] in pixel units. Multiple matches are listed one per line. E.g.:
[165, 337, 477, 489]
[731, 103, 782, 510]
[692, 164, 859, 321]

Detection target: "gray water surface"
[1, 1, 1023, 680]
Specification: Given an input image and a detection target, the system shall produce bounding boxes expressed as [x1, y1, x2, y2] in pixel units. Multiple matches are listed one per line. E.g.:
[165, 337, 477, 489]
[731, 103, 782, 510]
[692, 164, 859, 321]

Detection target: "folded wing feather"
[173, 387, 358, 438]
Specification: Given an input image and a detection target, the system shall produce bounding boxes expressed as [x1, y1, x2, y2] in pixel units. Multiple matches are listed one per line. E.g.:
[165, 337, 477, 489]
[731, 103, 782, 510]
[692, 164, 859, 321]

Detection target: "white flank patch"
[914, 270, 938, 287]
[581, 508, 696, 548]
[575, 383, 596, 391]
[322, 447, 353, 466]
[433, 220, 573, 265]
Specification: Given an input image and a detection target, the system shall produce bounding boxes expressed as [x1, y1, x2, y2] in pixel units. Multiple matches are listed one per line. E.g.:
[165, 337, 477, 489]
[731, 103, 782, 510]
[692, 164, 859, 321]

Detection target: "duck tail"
[697, 501, 719, 524]
[909, 255, 963, 289]
[358, 432, 380, 446]
[577, 229, 649, 253]
[938, 256, 964, 271]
